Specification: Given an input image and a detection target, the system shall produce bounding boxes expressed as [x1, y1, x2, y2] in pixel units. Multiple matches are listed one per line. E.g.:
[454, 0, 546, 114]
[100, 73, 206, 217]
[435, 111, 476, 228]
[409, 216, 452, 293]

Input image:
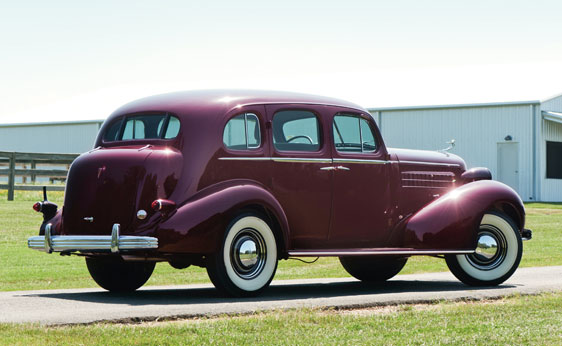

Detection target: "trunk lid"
[62, 145, 182, 235]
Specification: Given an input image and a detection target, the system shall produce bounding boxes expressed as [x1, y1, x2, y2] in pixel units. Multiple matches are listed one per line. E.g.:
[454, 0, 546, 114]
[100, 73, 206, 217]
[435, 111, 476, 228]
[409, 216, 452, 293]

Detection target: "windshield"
[103, 114, 180, 142]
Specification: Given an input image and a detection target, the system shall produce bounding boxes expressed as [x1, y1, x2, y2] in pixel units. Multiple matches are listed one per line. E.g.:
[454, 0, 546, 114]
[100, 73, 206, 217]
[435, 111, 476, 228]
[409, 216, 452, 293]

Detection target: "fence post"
[7, 152, 15, 201]
[22, 164, 27, 184]
[31, 160, 36, 183]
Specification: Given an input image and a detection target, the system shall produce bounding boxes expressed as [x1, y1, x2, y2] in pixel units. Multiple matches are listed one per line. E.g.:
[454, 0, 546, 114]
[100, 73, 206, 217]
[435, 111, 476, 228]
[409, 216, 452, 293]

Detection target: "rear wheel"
[339, 256, 408, 282]
[206, 213, 278, 297]
[445, 212, 522, 286]
[86, 257, 155, 292]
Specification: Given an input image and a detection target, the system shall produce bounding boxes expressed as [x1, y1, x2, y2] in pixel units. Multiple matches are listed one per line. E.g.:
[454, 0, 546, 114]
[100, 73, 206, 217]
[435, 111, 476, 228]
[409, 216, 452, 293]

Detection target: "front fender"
[403, 180, 525, 250]
[155, 180, 289, 254]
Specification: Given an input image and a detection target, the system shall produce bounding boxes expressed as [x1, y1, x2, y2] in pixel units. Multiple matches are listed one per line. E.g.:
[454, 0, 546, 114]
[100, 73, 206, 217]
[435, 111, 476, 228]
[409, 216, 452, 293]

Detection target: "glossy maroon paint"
[42, 90, 526, 261]
[328, 108, 391, 249]
[402, 180, 525, 250]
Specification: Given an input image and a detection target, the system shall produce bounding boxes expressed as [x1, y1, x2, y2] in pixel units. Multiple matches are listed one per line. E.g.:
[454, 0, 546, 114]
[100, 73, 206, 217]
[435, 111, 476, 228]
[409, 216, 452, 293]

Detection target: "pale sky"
[2, 0, 562, 124]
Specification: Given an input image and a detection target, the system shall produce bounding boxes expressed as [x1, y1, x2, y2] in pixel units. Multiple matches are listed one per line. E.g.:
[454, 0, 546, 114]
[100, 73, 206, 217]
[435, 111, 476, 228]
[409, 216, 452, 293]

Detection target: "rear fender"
[39, 209, 62, 236]
[155, 180, 289, 255]
[403, 180, 525, 250]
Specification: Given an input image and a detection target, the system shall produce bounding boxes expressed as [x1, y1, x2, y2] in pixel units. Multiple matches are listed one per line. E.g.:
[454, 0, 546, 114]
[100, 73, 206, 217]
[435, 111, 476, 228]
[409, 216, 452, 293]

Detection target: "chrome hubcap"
[230, 228, 266, 280]
[475, 234, 498, 260]
[466, 225, 507, 270]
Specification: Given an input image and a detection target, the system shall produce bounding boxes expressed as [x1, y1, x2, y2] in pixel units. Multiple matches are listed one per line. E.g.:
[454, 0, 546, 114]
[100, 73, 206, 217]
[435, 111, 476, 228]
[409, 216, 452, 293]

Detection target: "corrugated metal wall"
[540, 96, 562, 201]
[371, 105, 535, 201]
[0, 122, 102, 154]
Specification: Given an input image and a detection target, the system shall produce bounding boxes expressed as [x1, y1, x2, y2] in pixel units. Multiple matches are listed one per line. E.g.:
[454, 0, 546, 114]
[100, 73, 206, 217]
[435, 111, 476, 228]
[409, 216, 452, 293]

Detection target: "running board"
[287, 249, 475, 257]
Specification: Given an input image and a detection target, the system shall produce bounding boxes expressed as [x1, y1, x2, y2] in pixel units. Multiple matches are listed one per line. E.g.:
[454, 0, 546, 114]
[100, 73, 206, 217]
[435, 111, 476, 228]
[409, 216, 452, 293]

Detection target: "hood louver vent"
[401, 171, 456, 189]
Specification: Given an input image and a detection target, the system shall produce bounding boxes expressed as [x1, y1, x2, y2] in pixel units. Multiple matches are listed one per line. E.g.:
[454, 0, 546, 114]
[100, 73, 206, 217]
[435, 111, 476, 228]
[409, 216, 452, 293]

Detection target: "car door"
[328, 110, 392, 248]
[265, 105, 333, 249]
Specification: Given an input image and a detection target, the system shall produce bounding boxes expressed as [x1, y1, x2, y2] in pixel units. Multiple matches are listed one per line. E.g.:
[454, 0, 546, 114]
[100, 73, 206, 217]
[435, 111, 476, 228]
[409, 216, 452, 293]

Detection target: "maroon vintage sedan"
[28, 90, 532, 297]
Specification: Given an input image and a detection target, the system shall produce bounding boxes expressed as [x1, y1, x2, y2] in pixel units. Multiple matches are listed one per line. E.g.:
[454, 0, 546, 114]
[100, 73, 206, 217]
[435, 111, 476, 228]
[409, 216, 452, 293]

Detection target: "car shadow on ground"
[23, 279, 516, 306]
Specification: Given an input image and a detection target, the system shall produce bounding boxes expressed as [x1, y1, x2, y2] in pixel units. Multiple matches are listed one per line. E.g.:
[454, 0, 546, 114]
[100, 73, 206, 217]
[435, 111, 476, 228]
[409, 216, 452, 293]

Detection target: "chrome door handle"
[320, 166, 350, 171]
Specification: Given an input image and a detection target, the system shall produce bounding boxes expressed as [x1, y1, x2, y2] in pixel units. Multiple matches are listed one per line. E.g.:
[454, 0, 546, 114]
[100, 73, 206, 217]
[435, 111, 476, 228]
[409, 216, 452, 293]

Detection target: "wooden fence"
[0, 151, 80, 200]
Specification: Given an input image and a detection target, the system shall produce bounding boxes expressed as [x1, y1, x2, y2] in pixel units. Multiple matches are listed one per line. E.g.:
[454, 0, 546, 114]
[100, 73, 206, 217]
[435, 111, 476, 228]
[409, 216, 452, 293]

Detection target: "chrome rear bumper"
[28, 223, 158, 253]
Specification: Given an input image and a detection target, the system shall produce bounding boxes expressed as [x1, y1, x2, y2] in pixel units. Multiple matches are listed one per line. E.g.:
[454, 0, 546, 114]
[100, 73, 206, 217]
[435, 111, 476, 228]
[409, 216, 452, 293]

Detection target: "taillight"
[33, 202, 42, 212]
[151, 200, 162, 211]
[151, 199, 176, 212]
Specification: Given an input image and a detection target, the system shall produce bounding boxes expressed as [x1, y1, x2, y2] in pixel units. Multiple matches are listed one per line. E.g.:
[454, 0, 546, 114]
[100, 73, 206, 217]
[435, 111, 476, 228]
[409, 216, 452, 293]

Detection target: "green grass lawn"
[0, 292, 561, 345]
[1, 190, 561, 291]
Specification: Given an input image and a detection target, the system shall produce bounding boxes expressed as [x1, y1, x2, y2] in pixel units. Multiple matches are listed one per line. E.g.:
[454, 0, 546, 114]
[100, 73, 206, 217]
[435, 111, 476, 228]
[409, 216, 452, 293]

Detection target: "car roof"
[109, 90, 367, 120]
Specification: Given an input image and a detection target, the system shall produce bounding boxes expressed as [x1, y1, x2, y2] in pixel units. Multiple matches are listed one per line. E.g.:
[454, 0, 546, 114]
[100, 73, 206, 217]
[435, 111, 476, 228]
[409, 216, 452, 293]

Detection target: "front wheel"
[206, 213, 278, 297]
[445, 212, 522, 286]
[86, 257, 155, 292]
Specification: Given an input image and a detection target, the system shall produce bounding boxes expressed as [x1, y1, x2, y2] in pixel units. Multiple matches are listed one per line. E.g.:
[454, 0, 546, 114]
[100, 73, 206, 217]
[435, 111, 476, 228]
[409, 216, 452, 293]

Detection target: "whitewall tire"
[446, 212, 522, 286]
[206, 213, 278, 297]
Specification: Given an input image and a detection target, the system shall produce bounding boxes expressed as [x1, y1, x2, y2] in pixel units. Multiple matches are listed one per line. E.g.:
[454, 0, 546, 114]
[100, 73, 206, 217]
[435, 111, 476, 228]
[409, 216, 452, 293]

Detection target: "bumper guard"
[28, 223, 158, 253]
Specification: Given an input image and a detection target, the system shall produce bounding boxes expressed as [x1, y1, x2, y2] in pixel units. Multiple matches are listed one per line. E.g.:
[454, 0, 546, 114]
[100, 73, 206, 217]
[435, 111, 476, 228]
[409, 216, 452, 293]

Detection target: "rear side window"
[223, 113, 261, 150]
[103, 114, 180, 142]
[333, 114, 377, 153]
[272, 110, 320, 152]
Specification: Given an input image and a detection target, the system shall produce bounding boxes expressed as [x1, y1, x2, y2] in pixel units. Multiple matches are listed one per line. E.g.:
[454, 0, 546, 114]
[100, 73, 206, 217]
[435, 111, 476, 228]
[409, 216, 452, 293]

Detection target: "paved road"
[2, 266, 561, 325]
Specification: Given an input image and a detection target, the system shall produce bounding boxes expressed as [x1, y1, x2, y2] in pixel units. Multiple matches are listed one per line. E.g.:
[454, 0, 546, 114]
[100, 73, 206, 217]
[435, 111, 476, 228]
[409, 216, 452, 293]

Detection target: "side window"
[223, 113, 261, 150]
[273, 110, 320, 152]
[333, 114, 377, 153]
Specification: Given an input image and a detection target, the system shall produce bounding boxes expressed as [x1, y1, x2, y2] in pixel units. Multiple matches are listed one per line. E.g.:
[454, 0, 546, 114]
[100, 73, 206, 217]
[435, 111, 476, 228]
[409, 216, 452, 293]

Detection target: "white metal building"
[0, 120, 103, 154]
[369, 94, 562, 202]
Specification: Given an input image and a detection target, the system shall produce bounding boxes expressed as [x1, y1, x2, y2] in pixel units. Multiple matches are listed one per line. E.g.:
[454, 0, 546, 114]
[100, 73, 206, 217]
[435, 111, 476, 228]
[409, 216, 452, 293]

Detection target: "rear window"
[103, 114, 180, 142]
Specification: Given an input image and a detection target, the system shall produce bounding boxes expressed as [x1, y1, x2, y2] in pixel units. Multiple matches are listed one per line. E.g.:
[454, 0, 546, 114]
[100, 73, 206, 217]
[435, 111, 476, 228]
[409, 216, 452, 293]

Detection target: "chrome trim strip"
[218, 157, 271, 161]
[333, 158, 389, 164]
[28, 234, 158, 253]
[219, 157, 332, 163]
[399, 160, 460, 167]
[272, 157, 332, 163]
[320, 166, 336, 171]
[219, 156, 458, 167]
[288, 249, 474, 256]
[219, 156, 390, 165]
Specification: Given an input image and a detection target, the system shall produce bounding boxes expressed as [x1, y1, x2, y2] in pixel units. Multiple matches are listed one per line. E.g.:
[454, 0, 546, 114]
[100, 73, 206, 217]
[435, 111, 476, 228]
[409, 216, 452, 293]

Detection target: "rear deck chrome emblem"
[83, 217, 94, 222]
[97, 166, 106, 179]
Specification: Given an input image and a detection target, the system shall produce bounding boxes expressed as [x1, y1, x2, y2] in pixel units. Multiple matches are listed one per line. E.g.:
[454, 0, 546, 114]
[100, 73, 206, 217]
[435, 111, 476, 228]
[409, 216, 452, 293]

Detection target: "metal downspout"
[533, 104, 541, 201]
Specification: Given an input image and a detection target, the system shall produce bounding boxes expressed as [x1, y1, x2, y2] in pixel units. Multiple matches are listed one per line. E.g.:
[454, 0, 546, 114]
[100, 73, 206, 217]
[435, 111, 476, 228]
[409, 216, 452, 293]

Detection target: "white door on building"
[497, 142, 519, 192]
